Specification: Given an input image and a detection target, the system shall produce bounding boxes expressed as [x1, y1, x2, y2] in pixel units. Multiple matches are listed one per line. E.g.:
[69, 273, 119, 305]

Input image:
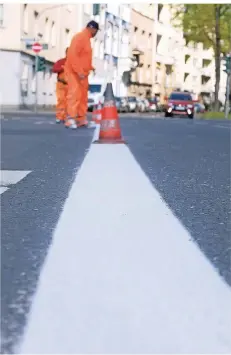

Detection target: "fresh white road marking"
[18, 145, 231, 354]
[0, 170, 32, 194]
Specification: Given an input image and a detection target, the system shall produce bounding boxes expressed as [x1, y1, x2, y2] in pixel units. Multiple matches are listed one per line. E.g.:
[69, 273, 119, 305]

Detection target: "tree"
[171, 4, 231, 111]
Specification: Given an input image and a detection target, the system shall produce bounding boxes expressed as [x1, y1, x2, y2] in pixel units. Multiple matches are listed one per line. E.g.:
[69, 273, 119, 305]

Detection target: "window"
[44, 18, 49, 42]
[169, 93, 192, 101]
[0, 4, 4, 27]
[34, 11, 38, 38]
[93, 4, 100, 16]
[23, 4, 28, 33]
[51, 21, 56, 47]
[89, 84, 102, 94]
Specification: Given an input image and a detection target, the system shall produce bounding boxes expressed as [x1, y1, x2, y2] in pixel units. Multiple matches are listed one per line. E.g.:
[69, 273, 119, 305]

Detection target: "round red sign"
[32, 42, 42, 53]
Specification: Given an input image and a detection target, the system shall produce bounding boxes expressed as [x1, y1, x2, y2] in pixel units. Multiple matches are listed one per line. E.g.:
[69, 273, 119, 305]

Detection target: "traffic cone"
[94, 83, 125, 144]
[92, 102, 102, 124]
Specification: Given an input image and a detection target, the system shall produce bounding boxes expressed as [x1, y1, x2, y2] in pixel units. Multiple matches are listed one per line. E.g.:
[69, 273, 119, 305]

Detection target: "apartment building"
[91, 3, 131, 97]
[128, 4, 155, 98]
[182, 42, 226, 104]
[152, 4, 185, 103]
[0, 3, 84, 109]
[154, 4, 226, 104]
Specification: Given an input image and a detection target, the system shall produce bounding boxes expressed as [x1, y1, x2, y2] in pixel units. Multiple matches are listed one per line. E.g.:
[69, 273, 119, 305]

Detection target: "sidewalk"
[18, 131, 231, 354]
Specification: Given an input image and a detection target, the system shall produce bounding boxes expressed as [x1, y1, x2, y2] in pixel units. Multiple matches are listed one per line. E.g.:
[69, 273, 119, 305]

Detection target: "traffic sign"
[32, 42, 43, 53]
[26, 43, 49, 51]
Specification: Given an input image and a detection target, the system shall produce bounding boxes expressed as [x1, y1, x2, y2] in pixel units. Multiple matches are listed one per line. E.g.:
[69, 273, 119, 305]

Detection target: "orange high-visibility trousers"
[66, 70, 88, 123]
[56, 81, 68, 121]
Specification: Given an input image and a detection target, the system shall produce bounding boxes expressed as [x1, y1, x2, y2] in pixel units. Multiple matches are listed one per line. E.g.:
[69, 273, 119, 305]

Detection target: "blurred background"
[0, 3, 230, 114]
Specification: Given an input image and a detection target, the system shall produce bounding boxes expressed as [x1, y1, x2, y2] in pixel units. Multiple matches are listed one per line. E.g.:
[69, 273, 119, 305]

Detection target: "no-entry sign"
[32, 42, 43, 53]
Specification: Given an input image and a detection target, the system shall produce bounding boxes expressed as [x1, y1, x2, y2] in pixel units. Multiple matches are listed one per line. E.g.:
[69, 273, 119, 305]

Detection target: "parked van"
[88, 77, 106, 105]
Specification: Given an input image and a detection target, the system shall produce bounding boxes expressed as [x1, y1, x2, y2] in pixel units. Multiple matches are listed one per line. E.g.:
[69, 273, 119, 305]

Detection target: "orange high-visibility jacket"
[65, 28, 94, 76]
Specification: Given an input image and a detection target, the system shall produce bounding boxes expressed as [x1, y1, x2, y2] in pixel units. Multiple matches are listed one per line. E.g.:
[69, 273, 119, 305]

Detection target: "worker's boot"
[77, 117, 88, 128]
[64, 118, 77, 129]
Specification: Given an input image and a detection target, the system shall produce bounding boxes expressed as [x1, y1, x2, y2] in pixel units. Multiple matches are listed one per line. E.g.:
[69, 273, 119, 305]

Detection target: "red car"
[165, 91, 194, 119]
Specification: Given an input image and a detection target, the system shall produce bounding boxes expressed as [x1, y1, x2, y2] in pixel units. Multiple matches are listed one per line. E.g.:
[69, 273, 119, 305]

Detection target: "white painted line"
[0, 186, 9, 194]
[18, 145, 231, 354]
[0, 170, 31, 186]
[91, 123, 100, 142]
[213, 124, 230, 129]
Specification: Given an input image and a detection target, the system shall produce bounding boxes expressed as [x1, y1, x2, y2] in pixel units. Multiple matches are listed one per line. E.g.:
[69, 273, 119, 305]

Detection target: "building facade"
[128, 4, 155, 98]
[0, 3, 84, 109]
[153, 4, 226, 104]
[91, 3, 132, 97]
[0, 3, 227, 108]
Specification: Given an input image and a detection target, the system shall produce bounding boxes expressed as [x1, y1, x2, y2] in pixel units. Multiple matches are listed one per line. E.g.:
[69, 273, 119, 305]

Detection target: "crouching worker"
[52, 48, 68, 124]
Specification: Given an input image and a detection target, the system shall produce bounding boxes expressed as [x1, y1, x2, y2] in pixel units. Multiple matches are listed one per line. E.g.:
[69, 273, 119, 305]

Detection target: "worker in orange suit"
[64, 21, 99, 129]
[52, 48, 68, 124]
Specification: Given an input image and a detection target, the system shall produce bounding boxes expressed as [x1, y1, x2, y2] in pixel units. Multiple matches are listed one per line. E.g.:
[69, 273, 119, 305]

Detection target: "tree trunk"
[214, 4, 221, 111]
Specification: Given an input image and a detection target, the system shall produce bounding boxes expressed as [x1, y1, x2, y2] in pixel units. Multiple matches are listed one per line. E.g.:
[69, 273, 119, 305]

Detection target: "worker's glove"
[78, 73, 86, 80]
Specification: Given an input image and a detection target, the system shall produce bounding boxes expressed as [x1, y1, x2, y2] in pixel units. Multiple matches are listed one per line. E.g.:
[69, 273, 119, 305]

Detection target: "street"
[1, 113, 231, 353]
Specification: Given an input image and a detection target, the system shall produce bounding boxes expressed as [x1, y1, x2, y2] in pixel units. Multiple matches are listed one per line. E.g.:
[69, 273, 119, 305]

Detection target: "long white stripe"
[18, 144, 231, 354]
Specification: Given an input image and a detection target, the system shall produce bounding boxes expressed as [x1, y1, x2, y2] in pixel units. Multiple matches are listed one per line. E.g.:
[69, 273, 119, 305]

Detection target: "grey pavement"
[121, 116, 231, 286]
[1, 113, 230, 353]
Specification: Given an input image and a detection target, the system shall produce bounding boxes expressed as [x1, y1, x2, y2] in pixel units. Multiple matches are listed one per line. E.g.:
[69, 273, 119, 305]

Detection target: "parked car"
[87, 98, 95, 112]
[148, 98, 158, 112]
[136, 98, 146, 113]
[119, 97, 130, 113]
[165, 91, 194, 119]
[143, 99, 151, 112]
[127, 96, 139, 112]
[115, 97, 122, 112]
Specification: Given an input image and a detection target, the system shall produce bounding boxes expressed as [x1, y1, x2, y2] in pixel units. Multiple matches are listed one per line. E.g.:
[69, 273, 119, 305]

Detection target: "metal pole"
[225, 73, 230, 119]
[34, 53, 39, 113]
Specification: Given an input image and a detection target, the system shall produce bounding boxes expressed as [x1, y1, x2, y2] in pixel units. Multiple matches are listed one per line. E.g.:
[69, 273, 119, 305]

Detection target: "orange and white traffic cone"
[94, 83, 125, 144]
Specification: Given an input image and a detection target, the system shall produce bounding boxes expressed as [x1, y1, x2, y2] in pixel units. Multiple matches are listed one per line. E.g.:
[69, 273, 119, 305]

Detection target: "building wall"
[0, 3, 83, 108]
[0, 51, 21, 107]
[129, 5, 155, 98]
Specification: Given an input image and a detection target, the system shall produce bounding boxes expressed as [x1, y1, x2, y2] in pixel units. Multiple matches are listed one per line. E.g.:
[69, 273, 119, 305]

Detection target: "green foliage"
[171, 4, 231, 53]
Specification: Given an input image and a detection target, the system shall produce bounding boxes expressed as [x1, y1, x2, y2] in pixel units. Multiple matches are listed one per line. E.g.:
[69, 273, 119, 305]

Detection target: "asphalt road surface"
[1, 113, 230, 353]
